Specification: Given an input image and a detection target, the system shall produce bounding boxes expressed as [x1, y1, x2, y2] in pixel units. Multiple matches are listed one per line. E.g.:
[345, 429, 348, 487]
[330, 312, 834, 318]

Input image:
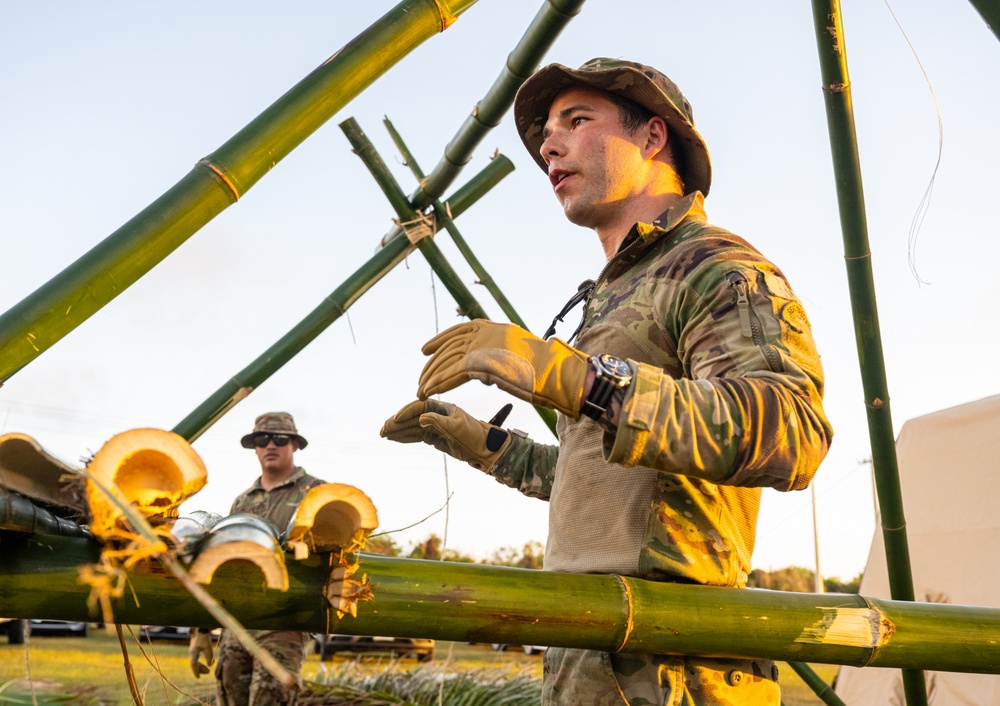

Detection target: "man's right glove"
[380, 399, 513, 472]
[188, 629, 215, 678]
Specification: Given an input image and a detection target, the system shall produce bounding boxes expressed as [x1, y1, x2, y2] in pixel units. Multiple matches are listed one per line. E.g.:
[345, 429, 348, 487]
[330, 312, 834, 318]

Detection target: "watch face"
[598, 354, 632, 380]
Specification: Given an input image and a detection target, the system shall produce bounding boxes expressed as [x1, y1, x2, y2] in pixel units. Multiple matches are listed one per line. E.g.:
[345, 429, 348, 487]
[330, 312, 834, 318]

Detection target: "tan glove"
[381, 399, 513, 472]
[188, 629, 214, 678]
[417, 321, 589, 418]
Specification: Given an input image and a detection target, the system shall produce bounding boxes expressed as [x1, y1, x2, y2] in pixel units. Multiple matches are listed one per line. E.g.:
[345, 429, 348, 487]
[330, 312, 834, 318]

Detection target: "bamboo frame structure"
[341, 118, 490, 321]
[384, 117, 529, 332]
[3, 533, 1000, 675]
[0, 0, 479, 386]
[341, 117, 559, 435]
[810, 1, 925, 703]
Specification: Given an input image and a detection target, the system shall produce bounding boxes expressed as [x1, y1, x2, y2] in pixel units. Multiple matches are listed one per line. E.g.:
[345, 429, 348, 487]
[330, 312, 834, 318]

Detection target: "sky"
[1, 1, 998, 584]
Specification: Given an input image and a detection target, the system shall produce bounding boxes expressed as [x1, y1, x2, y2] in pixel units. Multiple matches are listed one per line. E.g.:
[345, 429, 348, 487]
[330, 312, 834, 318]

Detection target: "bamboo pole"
[0, 0, 479, 385]
[172, 157, 514, 442]
[0, 489, 92, 538]
[4, 533, 1000, 675]
[787, 662, 846, 706]
[968, 0, 1000, 42]
[809, 2, 926, 703]
[340, 117, 490, 321]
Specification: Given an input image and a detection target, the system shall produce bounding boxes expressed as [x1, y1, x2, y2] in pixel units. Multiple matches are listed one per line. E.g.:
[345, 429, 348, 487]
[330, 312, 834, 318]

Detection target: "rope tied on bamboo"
[394, 212, 436, 245]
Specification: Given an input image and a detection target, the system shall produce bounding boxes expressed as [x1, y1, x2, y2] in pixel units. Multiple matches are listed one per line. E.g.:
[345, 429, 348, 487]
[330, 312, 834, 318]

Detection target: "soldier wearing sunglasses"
[190, 411, 324, 705]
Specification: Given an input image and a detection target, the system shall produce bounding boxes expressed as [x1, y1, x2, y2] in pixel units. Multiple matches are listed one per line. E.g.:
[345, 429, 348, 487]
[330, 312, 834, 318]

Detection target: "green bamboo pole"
[787, 662, 845, 706]
[380, 0, 587, 250]
[968, 0, 1000, 42]
[4, 533, 1000, 674]
[173, 157, 514, 441]
[0, 489, 92, 538]
[340, 117, 490, 320]
[0, 0, 479, 386]
[809, 2, 926, 704]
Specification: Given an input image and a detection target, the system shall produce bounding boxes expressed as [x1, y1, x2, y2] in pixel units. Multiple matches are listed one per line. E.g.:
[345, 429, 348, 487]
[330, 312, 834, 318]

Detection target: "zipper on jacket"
[728, 272, 783, 371]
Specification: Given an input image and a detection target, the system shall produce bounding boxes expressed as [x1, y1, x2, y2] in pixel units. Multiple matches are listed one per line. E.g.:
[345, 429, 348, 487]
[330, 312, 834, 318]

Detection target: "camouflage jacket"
[492, 193, 833, 586]
[230, 467, 325, 536]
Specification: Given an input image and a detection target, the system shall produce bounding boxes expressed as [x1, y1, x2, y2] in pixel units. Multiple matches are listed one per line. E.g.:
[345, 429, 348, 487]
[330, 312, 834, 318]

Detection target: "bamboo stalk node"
[284, 483, 379, 560]
[433, 0, 458, 30]
[324, 562, 374, 618]
[187, 513, 289, 591]
[394, 212, 436, 245]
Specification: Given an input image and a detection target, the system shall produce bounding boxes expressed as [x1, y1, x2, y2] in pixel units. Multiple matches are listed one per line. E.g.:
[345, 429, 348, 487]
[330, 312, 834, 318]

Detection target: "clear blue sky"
[2, 1, 998, 583]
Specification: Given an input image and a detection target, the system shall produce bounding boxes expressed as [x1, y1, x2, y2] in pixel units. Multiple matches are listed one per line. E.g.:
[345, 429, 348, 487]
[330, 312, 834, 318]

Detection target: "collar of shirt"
[247, 466, 308, 494]
[613, 191, 708, 261]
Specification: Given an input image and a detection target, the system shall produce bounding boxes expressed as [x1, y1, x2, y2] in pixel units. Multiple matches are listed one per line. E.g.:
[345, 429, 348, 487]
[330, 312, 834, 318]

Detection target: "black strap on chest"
[543, 279, 595, 343]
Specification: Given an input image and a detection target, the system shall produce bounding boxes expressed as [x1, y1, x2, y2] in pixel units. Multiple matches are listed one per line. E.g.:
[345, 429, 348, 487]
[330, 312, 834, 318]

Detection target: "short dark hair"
[606, 91, 687, 188]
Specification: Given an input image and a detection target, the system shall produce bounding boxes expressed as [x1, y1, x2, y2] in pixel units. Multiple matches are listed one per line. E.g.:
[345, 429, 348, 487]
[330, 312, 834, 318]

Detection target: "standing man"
[189, 412, 324, 706]
[382, 58, 833, 704]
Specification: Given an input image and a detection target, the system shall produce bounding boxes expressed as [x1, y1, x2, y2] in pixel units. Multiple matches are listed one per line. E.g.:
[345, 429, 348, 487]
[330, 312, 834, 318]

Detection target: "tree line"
[365, 534, 862, 592]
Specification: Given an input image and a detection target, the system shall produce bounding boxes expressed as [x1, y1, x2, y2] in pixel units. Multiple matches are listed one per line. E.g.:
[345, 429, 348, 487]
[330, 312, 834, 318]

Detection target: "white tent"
[834, 394, 1000, 704]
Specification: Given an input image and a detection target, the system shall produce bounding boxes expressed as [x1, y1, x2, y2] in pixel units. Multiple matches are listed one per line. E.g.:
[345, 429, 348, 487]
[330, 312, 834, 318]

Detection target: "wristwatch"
[581, 354, 633, 421]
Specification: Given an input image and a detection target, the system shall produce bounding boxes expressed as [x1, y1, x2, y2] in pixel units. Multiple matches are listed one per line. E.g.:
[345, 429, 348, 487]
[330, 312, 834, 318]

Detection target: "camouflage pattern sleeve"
[604, 252, 833, 491]
[489, 432, 559, 500]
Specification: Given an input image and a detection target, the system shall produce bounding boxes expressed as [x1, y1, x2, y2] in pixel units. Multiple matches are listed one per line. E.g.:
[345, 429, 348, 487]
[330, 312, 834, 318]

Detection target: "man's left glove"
[188, 629, 214, 678]
[380, 399, 512, 472]
[417, 321, 589, 418]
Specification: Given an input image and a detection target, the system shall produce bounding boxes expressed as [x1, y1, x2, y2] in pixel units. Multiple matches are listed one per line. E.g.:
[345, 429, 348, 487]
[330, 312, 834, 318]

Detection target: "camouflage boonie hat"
[240, 412, 308, 449]
[513, 57, 712, 196]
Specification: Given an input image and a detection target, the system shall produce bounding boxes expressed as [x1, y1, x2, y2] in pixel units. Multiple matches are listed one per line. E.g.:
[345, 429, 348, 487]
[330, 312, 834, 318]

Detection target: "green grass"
[0, 630, 838, 705]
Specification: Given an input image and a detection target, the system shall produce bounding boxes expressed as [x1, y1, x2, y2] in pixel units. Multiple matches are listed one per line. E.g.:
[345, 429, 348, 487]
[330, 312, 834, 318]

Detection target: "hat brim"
[513, 63, 712, 196]
[240, 433, 308, 450]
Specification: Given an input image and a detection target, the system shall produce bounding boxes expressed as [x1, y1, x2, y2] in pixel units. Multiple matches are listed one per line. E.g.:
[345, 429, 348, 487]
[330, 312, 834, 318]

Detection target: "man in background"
[189, 411, 323, 706]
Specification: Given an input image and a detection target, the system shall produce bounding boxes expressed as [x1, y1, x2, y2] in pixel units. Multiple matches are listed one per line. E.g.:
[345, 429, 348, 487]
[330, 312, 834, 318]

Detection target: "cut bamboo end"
[187, 513, 288, 591]
[0, 432, 89, 521]
[285, 483, 378, 559]
[85, 428, 207, 537]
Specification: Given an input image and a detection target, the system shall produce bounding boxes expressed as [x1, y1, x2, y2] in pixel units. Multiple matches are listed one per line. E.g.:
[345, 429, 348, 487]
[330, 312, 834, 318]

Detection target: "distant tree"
[403, 534, 477, 563]
[364, 535, 401, 556]
[408, 534, 442, 561]
[747, 566, 815, 592]
[824, 571, 863, 594]
[484, 541, 544, 569]
[442, 548, 478, 564]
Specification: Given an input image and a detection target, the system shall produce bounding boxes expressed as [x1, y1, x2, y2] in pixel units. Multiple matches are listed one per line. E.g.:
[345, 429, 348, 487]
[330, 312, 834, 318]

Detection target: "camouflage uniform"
[215, 467, 324, 706]
[491, 193, 833, 705]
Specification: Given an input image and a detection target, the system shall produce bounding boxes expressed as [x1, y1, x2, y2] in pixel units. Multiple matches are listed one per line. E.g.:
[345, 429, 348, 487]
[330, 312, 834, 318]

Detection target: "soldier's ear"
[643, 116, 669, 159]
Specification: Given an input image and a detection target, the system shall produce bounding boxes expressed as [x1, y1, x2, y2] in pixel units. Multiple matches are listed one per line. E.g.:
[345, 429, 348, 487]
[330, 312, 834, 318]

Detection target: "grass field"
[0, 629, 839, 705]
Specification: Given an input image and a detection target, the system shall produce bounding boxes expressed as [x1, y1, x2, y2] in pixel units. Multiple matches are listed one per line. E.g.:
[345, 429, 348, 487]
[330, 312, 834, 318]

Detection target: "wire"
[884, 0, 943, 286]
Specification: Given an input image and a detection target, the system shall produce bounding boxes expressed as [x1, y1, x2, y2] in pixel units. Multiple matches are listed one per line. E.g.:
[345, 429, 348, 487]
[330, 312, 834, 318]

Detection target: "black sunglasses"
[252, 433, 292, 448]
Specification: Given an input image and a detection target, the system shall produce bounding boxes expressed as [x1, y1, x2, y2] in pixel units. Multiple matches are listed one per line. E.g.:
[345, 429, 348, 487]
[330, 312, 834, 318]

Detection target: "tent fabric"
[834, 394, 1000, 704]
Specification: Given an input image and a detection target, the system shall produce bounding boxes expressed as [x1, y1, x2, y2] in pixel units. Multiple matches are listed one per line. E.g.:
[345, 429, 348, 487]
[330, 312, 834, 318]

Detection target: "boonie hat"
[240, 412, 308, 449]
[513, 57, 712, 196]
